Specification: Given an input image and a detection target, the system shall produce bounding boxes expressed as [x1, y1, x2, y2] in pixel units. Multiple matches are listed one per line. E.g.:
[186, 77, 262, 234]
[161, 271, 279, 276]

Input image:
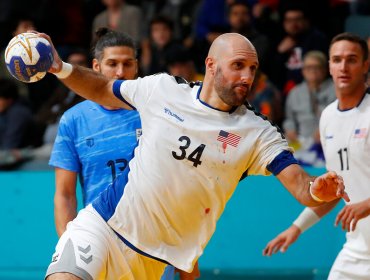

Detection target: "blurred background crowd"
[0, 0, 369, 170]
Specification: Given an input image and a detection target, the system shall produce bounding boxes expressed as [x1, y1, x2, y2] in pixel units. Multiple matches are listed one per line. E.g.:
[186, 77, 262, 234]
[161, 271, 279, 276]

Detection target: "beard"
[214, 67, 250, 107]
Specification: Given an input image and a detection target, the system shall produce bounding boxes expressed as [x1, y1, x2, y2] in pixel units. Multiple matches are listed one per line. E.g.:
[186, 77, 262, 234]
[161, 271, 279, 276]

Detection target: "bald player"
[39, 32, 349, 279]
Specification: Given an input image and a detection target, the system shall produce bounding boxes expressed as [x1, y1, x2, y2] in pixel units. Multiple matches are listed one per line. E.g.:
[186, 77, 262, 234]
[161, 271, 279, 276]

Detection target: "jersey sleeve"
[247, 125, 294, 176]
[49, 114, 81, 172]
[112, 74, 165, 111]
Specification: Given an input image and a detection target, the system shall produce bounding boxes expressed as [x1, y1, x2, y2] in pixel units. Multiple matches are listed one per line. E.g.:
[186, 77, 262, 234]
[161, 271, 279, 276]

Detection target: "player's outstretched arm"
[335, 198, 370, 232]
[263, 199, 339, 256]
[276, 164, 349, 207]
[34, 31, 131, 110]
[263, 224, 301, 256]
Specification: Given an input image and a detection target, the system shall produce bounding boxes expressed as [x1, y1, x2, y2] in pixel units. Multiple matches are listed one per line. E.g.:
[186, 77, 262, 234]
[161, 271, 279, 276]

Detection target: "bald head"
[208, 33, 256, 59]
[201, 33, 259, 111]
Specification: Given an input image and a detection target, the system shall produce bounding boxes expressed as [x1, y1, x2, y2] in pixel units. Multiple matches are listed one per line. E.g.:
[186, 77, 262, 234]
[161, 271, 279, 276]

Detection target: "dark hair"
[66, 47, 90, 60]
[166, 46, 192, 65]
[0, 79, 19, 100]
[329, 32, 369, 62]
[229, 1, 251, 12]
[92, 27, 137, 61]
[283, 4, 308, 19]
[9, 13, 37, 32]
[150, 15, 174, 31]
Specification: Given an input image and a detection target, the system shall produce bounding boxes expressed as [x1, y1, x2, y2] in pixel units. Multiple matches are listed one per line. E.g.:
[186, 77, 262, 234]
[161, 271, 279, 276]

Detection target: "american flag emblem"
[354, 128, 367, 138]
[217, 130, 241, 147]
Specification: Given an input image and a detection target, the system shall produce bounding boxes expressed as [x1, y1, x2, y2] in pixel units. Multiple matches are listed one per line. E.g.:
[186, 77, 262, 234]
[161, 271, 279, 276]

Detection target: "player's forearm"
[54, 196, 77, 237]
[59, 64, 123, 109]
[311, 198, 340, 218]
[277, 164, 323, 207]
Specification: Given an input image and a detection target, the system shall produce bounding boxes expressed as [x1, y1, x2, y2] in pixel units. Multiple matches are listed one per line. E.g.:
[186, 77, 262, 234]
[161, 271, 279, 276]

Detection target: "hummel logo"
[80, 255, 93, 264]
[78, 245, 91, 254]
[164, 107, 184, 122]
[78, 245, 92, 264]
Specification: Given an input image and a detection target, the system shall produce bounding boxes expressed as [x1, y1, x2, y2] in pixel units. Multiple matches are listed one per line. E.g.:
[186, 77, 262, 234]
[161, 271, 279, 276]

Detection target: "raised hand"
[27, 31, 63, 74]
[310, 171, 350, 203]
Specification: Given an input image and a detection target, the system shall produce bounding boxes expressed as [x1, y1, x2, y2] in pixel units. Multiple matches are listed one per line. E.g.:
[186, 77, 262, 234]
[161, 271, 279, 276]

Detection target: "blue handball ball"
[4, 32, 54, 83]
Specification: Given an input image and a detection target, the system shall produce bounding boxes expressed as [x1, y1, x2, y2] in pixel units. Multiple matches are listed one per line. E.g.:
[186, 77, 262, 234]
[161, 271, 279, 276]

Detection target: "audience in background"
[283, 50, 336, 166]
[0, 79, 33, 150]
[166, 46, 204, 83]
[91, 0, 142, 44]
[1, 1, 367, 170]
[271, 5, 329, 95]
[140, 15, 183, 75]
[140, 0, 202, 45]
[228, 1, 271, 75]
[248, 70, 283, 126]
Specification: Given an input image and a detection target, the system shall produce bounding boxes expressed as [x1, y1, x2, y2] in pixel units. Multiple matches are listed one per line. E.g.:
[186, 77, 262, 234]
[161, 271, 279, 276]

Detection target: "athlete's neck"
[337, 84, 367, 110]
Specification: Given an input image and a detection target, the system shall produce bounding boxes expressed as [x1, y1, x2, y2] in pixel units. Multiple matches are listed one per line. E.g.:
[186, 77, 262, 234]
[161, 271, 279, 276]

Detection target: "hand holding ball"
[4, 32, 54, 83]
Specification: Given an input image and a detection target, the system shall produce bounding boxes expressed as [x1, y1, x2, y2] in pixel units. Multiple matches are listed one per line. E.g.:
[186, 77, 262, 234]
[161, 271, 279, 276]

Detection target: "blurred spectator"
[0, 15, 36, 99]
[271, 5, 329, 95]
[91, 0, 142, 44]
[40, 0, 89, 55]
[349, 0, 370, 15]
[0, 79, 33, 150]
[228, 1, 271, 74]
[193, 0, 257, 71]
[33, 48, 89, 148]
[140, 0, 202, 44]
[140, 15, 183, 75]
[283, 51, 336, 166]
[251, 0, 280, 50]
[166, 46, 204, 82]
[248, 70, 283, 125]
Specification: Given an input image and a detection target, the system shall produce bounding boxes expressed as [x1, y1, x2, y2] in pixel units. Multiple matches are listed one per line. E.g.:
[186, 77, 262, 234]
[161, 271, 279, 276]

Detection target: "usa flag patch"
[217, 130, 241, 147]
[354, 128, 367, 138]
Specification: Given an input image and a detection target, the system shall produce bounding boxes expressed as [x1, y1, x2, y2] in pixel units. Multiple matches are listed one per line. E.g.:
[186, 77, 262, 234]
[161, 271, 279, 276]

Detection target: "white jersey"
[93, 74, 292, 272]
[320, 92, 370, 260]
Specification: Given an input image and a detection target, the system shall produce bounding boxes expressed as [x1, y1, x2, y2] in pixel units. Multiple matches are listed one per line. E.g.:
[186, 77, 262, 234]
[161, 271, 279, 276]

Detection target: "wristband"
[309, 181, 324, 202]
[53, 62, 73, 79]
[293, 207, 320, 232]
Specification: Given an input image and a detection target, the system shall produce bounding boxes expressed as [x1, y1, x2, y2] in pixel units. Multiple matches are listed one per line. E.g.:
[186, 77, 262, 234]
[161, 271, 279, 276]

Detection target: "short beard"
[214, 67, 249, 107]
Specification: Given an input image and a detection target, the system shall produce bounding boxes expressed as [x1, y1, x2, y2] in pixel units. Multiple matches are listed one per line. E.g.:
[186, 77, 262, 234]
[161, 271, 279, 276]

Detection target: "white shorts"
[45, 205, 166, 280]
[328, 248, 370, 280]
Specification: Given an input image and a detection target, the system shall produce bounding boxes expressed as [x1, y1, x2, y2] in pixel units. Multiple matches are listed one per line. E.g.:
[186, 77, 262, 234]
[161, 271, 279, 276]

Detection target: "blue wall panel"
[0, 169, 346, 278]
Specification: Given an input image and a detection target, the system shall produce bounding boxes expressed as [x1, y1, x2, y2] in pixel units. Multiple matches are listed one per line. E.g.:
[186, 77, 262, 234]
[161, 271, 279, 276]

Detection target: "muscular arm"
[276, 164, 348, 207]
[38, 32, 131, 109]
[54, 168, 78, 237]
[60, 65, 128, 109]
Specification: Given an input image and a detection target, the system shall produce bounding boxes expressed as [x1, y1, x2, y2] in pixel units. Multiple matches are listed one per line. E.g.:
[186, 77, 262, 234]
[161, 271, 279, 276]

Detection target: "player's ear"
[92, 58, 100, 72]
[205, 57, 216, 75]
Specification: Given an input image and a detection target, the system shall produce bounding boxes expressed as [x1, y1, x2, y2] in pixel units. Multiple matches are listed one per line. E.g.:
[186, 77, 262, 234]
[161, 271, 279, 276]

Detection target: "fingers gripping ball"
[4, 32, 54, 83]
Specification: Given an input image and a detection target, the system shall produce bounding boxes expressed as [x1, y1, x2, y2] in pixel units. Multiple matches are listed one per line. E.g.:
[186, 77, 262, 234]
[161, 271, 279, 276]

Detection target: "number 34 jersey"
[320, 92, 370, 259]
[93, 73, 292, 272]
